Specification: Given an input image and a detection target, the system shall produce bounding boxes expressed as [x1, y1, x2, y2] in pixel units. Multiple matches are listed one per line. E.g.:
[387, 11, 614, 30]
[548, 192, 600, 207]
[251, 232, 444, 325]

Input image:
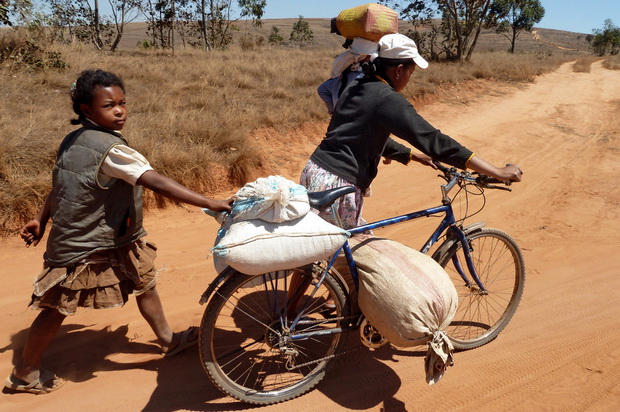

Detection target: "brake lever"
[485, 184, 512, 192]
[475, 175, 513, 191]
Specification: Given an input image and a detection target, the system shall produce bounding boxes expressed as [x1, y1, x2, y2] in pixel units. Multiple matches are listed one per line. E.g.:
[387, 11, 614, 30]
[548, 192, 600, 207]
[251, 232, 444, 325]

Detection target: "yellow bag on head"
[336, 3, 399, 42]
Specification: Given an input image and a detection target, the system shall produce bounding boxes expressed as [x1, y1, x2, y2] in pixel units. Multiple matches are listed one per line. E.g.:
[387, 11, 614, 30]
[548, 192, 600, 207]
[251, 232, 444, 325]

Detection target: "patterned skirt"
[300, 159, 367, 229]
[30, 240, 158, 316]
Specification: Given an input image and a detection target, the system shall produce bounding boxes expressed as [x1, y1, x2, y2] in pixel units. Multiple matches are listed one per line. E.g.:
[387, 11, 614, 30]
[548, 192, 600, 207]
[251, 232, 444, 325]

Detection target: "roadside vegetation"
[602, 55, 620, 70]
[0, 11, 606, 235]
[572, 56, 601, 73]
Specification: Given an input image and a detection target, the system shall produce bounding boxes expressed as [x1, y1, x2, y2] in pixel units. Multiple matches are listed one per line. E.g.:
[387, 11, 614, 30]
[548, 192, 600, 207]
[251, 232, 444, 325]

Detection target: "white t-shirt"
[99, 144, 153, 187]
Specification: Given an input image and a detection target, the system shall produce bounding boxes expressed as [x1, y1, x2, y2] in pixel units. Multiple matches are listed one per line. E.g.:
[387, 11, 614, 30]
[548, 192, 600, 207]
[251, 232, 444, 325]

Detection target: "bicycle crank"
[359, 318, 388, 349]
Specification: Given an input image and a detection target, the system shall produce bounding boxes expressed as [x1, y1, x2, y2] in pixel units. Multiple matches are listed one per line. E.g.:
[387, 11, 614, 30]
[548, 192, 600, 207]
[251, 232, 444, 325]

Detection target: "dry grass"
[0, 22, 586, 235]
[603, 55, 620, 70]
[572, 56, 601, 73]
[399, 51, 572, 100]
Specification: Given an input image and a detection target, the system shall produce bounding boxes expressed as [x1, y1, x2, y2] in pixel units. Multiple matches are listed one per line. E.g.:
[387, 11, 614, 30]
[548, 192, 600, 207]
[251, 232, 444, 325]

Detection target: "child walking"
[5, 69, 234, 394]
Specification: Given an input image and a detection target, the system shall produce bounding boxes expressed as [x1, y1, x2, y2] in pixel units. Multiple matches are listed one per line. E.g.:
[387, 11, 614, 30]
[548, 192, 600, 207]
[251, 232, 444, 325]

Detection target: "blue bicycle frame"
[288, 200, 488, 337]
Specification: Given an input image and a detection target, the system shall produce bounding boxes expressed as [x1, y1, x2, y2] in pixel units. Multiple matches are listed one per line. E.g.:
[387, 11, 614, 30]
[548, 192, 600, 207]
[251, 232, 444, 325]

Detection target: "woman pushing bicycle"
[301, 33, 524, 229]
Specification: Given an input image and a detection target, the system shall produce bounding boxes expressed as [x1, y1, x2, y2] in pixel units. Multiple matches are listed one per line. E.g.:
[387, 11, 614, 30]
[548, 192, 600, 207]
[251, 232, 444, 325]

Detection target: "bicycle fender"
[431, 221, 485, 263]
[199, 266, 238, 305]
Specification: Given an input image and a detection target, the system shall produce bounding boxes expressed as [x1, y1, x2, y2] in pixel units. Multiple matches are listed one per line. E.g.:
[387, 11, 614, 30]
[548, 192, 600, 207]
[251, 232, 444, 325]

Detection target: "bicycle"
[197, 162, 525, 405]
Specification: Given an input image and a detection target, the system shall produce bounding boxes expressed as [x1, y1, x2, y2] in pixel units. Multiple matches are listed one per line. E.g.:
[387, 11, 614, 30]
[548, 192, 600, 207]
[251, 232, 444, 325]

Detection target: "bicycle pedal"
[359, 318, 388, 349]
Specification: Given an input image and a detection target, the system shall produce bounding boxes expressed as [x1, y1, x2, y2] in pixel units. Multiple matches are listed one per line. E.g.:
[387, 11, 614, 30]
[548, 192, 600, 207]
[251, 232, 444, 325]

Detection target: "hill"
[1, 60, 619, 411]
[116, 18, 592, 55]
[0, 18, 598, 235]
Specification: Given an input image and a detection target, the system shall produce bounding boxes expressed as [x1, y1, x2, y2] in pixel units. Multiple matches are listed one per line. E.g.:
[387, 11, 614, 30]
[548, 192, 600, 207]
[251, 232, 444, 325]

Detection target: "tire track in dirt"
[2, 62, 620, 411]
[363, 60, 620, 412]
[436, 316, 620, 411]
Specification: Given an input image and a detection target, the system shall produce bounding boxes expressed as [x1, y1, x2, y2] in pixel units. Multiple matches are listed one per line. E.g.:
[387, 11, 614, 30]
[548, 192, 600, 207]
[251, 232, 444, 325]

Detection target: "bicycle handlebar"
[433, 161, 512, 192]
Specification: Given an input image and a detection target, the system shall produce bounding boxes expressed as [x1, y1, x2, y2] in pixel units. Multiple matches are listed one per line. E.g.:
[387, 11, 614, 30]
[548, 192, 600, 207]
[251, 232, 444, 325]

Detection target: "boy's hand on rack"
[208, 197, 235, 213]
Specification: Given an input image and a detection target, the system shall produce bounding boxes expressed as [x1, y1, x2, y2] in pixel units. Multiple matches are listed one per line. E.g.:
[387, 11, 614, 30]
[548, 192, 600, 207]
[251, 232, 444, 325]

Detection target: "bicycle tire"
[434, 227, 525, 350]
[199, 263, 349, 405]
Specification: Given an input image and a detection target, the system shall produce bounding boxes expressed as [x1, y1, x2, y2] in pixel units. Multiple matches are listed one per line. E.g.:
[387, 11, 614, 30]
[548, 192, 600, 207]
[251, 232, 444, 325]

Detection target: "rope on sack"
[424, 330, 455, 385]
[272, 185, 291, 207]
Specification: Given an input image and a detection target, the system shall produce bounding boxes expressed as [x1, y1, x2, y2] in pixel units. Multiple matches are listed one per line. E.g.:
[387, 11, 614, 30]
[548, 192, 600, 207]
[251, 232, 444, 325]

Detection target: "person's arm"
[101, 145, 234, 211]
[317, 78, 339, 114]
[20, 194, 52, 247]
[381, 139, 437, 169]
[382, 138, 411, 164]
[409, 151, 437, 169]
[136, 170, 234, 211]
[380, 93, 520, 178]
[380, 92, 473, 169]
[465, 155, 523, 182]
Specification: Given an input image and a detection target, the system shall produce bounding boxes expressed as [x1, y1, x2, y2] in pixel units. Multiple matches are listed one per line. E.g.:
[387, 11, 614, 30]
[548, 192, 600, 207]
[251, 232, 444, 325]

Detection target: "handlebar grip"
[432, 160, 451, 173]
[477, 176, 503, 184]
[476, 175, 513, 191]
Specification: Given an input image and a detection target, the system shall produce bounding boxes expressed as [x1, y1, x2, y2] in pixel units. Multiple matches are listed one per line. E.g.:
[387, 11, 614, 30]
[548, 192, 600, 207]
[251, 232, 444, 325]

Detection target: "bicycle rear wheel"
[435, 227, 525, 350]
[199, 263, 349, 405]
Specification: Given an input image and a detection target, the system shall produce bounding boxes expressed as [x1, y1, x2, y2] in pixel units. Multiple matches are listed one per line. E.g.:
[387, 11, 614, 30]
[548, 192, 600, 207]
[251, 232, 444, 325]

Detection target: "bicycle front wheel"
[435, 228, 525, 350]
[199, 263, 349, 405]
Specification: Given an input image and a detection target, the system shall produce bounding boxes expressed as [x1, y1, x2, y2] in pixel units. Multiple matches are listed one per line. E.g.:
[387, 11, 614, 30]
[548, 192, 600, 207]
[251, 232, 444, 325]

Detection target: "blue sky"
[262, 0, 619, 34]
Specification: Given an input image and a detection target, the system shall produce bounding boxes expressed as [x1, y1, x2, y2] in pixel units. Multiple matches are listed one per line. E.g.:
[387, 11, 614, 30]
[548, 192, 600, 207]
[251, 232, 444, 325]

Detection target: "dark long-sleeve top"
[310, 76, 473, 191]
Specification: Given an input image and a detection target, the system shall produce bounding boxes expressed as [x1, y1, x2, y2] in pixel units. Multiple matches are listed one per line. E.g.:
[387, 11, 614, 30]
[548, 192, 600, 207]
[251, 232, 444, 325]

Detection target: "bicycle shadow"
[153, 289, 427, 411]
[316, 337, 426, 411]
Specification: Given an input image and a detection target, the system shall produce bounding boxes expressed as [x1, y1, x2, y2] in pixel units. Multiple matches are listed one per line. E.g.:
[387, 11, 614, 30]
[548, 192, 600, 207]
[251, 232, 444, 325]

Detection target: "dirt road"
[1, 61, 619, 411]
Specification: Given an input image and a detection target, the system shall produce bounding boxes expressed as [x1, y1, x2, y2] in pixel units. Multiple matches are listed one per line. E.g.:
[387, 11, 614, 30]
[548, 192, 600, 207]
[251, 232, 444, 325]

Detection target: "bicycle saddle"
[307, 186, 356, 213]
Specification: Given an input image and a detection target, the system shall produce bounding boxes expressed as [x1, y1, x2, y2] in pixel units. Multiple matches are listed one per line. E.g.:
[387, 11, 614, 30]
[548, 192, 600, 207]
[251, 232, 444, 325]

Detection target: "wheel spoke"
[439, 228, 525, 350]
[200, 264, 349, 404]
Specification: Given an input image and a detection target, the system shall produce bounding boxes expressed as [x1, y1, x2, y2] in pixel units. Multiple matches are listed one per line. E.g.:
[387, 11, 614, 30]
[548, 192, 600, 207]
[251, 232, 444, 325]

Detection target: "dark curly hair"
[70, 69, 125, 125]
[362, 57, 415, 81]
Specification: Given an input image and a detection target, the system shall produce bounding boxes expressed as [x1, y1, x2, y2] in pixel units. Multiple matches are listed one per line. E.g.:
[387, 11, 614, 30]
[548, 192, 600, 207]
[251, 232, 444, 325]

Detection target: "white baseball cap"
[373, 33, 429, 69]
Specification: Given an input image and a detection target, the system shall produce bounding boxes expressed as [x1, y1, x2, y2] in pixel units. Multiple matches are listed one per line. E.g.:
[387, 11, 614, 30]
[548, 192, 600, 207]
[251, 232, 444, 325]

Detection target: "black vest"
[44, 125, 146, 266]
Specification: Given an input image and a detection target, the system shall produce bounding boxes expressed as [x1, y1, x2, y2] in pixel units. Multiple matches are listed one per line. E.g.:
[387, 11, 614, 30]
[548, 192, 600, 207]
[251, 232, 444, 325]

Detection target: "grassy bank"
[0, 38, 585, 235]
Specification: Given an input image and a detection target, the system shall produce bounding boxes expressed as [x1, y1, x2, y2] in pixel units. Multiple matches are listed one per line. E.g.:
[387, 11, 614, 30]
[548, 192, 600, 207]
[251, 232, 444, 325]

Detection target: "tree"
[107, 0, 142, 51]
[380, 1, 436, 57]
[70, 0, 115, 50]
[488, 0, 544, 53]
[143, 0, 174, 49]
[238, 0, 265, 26]
[590, 19, 620, 56]
[174, 0, 202, 49]
[93, 0, 102, 48]
[380, 0, 496, 61]
[47, 0, 80, 43]
[1, 0, 11, 25]
[43, 0, 137, 50]
[268, 25, 283, 45]
[192, 0, 265, 51]
[2, 0, 36, 26]
[289, 15, 313, 46]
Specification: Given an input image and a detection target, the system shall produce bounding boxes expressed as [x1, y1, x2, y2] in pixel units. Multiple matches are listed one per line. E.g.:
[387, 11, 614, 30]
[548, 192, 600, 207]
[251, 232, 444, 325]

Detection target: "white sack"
[231, 175, 310, 223]
[351, 235, 457, 385]
[211, 212, 350, 275]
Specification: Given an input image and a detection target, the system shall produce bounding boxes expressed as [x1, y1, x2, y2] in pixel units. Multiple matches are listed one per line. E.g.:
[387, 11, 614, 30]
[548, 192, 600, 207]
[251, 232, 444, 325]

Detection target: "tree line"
[1, 0, 269, 51]
[380, 0, 545, 59]
[1, 1, 618, 57]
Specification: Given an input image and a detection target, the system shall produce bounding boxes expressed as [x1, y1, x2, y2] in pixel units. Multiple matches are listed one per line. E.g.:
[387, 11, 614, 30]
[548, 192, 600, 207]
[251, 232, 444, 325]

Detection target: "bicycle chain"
[285, 314, 365, 371]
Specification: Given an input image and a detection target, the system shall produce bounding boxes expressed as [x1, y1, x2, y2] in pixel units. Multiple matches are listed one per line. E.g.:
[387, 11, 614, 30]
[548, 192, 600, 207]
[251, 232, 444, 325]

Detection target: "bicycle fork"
[450, 227, 489, 294]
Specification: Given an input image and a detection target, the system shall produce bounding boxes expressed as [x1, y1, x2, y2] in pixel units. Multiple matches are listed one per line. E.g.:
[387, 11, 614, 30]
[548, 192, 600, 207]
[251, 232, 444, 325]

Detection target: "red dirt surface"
[1, 61, 619, 411]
